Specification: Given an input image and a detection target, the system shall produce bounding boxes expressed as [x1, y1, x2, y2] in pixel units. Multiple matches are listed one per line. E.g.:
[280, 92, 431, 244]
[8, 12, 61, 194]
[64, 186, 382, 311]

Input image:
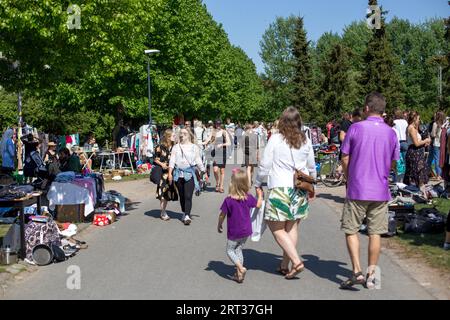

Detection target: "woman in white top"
[255, 107, 316, 279]
[393, 109, 409, 152]
[404, 111, 431, 197]
[168, 128, 205, 225]
[428, 111, 445, 180]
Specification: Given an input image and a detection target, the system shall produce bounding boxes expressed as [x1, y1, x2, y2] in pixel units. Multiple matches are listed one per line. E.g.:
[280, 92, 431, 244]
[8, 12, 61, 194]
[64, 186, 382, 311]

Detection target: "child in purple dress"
[217, 168, 263, 283]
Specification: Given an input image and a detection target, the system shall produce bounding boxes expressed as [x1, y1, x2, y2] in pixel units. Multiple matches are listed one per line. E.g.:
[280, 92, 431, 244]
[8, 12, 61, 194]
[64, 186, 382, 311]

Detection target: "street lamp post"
[144, 49, 160, 126]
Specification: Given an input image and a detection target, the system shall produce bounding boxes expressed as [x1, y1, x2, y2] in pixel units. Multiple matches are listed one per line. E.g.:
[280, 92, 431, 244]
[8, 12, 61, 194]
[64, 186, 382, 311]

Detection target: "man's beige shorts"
[341, 200, 388, 235]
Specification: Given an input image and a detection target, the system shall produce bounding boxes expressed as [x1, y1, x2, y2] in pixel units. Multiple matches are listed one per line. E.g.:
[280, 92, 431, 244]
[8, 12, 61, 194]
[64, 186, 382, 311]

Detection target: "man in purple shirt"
[339, 92, 400, 290]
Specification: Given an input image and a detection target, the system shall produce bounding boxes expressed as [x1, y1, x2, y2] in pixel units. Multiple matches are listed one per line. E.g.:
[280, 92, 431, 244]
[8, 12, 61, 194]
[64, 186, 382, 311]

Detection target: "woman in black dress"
[204, 121, 231, 193]
[153, 129, 177, 220]
[404, 111, 431, 198]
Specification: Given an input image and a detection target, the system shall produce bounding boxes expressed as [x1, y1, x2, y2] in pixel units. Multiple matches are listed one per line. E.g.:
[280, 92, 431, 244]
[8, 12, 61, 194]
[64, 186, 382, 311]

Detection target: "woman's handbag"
[150, 165, 163, 184]
[294, 170, 315, 193]
[290, 149, 315, 193]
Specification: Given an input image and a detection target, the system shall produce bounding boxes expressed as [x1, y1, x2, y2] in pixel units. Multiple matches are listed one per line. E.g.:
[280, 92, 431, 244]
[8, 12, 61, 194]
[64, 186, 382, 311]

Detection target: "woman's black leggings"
[176, 178, 195, 217]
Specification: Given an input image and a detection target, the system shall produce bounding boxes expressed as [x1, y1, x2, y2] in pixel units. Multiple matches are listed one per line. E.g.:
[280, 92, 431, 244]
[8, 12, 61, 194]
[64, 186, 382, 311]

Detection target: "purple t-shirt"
[220, 194, 257, 241]
[341, 117, 400, 201]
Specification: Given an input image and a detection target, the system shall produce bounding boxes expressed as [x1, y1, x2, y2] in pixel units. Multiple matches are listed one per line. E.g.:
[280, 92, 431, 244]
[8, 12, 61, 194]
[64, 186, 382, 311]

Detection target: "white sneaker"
[160, 211, 170, 221]
[184, 215, 192, 225]
[444, 242, 450, 250]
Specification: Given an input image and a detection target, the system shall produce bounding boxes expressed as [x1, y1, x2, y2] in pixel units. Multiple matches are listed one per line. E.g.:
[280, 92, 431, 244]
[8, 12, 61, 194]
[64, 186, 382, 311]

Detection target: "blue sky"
[202, 0, 449, 74]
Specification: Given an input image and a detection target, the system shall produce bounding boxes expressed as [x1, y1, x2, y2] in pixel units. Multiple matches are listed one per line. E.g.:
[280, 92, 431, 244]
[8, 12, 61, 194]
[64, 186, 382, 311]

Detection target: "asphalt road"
[3, 165, 435, 300]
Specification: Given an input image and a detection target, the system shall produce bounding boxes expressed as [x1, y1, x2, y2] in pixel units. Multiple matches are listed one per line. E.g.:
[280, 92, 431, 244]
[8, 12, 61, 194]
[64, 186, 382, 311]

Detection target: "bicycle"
[316, 146, 345, 188]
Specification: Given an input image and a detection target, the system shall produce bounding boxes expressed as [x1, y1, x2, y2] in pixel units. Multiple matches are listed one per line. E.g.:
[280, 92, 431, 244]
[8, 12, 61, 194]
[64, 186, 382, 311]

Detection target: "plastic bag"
[251, 201, 266, 242]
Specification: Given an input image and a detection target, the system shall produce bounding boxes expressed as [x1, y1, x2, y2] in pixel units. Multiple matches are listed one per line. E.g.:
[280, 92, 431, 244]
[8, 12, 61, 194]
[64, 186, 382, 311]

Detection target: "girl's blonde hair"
[178, 128, 194, 143]
[229, 169, 250, 200]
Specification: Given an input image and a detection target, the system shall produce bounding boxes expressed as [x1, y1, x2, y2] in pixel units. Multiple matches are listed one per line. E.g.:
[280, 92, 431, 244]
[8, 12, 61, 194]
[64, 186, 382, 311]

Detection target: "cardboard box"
[56, 204, 85, 223]
[94, 209, 116, 223]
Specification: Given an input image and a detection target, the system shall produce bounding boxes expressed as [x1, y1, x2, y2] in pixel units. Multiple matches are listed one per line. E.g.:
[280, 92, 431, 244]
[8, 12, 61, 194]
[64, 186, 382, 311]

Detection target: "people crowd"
[1, 92, 449, 289]
[0, 126, 100, 188]
[148, 93, 450, 287]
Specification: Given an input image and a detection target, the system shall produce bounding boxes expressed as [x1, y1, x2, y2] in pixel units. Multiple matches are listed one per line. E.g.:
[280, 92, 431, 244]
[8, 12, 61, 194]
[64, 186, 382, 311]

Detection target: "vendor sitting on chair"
[83, 133, 99, 152]
[58, 148, 82, 173]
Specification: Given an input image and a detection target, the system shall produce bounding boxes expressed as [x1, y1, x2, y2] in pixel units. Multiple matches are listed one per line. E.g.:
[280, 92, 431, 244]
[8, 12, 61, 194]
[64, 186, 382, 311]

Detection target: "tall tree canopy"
[290, 16, 314, 122]
[359, 0, 405, 112]
[0, 0, 265, 141]
[260, 3, 446, 125]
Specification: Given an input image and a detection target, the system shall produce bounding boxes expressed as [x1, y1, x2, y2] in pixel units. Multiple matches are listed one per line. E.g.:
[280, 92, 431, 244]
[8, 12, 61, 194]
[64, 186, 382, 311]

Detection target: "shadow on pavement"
[205, 249, 283, 280]
[301, 254, 351, 286]
[144, 210, 184, 221]
[205, 261, 236, 280]
[243, 249, 283, 275]
[317, 193, 345, 204]
[126, 201, 141, 212]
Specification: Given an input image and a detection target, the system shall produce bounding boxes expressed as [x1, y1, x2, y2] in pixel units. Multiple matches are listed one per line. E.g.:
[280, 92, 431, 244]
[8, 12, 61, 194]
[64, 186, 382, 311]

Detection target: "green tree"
[259, 16, 297, 118]
[341, 21, 371, 109]
[0, 0, 265, 140]
[360, 0, 405, 112]
[319, 43, 352, 121]
[443, 17, 450, 111]
[387, 17, 446, 120]
[290, 16, 314, 121]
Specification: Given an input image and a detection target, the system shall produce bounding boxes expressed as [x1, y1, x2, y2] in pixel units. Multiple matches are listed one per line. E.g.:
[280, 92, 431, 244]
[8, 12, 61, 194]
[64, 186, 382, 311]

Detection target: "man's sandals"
[340, 272, 366, 289]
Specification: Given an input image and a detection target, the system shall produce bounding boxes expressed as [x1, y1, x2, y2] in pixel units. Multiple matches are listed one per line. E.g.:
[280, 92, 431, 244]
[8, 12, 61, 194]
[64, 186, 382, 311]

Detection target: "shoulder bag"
[150, 145, 166, 184]
[290, 148, 315, 193]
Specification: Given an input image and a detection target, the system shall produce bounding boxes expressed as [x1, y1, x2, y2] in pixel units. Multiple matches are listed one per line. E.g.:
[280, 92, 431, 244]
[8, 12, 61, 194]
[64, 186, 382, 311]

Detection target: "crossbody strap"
[289, 147, 297, 171]
[179, 144, 195, 167]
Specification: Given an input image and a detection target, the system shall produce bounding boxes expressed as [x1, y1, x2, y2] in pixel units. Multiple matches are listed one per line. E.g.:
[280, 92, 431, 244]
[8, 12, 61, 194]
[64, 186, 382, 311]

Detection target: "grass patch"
[395, 231, 450, 272]
[392, 198, 450, 272]
[415, 198, 450, 215]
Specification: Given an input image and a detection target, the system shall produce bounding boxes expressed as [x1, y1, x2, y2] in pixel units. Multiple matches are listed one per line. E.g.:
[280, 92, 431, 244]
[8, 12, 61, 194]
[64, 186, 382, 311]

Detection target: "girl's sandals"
[340, 271, 365, 289]
[215, 186, 220, 192]
[232, 268, 247, 283]
[219, 187, 224, 193]
[285, 262, 305, 279]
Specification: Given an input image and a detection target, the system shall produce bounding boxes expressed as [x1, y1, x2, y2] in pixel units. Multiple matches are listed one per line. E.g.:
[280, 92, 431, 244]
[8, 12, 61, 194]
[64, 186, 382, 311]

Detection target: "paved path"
[3, 166, 435, 300]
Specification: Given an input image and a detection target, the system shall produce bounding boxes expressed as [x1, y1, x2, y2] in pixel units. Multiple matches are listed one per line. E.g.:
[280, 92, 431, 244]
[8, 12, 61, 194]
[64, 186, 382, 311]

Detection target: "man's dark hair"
[352, 108, 362, 118]
[59, 148, 70, 158]
[365, 92, 386, 115]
